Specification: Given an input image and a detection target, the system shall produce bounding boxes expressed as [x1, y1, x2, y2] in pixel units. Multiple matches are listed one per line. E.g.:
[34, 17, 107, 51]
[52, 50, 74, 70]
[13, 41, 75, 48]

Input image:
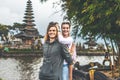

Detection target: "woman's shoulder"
[65, 36, 73, 39]
[57, 41, 66, 47]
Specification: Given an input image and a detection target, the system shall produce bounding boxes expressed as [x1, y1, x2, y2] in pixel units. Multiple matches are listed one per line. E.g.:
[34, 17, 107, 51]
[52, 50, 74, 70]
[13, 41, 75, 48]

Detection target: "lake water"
[0, 56, 113, 80]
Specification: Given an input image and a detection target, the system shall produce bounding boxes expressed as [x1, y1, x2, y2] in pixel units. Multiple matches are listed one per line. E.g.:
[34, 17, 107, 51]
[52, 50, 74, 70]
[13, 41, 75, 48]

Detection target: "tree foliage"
[0, 24, 10, 36]
[61, 0, 120, 41]
[12, 22, 24, 30]
[0, 22, 23, 37]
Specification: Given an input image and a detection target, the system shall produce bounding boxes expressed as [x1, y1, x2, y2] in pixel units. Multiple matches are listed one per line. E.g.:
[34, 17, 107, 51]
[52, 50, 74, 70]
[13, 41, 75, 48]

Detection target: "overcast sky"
[0, 0, 64, 35]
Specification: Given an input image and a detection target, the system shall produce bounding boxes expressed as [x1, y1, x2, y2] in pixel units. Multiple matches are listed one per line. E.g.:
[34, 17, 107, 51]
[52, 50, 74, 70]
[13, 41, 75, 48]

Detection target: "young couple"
[39, 22, 76, 80]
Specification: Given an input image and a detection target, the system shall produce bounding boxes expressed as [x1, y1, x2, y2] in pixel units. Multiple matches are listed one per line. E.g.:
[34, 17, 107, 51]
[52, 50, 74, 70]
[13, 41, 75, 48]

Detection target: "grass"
[2, 48, 42, 54]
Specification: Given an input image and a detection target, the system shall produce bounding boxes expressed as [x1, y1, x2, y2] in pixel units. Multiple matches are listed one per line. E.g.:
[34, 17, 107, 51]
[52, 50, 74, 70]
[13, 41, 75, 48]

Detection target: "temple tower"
[15, 0, 41, 45]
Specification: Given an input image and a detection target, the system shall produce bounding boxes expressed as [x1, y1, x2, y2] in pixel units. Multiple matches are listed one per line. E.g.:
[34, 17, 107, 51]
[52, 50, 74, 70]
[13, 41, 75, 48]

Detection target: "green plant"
[0, 78, 3, 80]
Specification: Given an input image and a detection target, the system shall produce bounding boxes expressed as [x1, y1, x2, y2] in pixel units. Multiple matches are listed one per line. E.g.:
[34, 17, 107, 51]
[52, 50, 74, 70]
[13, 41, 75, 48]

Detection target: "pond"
[0, 56, 113, 80]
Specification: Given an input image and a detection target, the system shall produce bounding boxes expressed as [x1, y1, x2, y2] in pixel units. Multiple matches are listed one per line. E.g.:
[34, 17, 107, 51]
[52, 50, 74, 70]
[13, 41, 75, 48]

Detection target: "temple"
[84, 34, 97, 50]
[15, 0, 42, 45]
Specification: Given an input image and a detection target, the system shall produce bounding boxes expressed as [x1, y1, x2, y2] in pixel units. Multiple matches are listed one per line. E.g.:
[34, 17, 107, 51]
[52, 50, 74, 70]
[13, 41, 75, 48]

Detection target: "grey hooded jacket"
[39, 40, 73, 80]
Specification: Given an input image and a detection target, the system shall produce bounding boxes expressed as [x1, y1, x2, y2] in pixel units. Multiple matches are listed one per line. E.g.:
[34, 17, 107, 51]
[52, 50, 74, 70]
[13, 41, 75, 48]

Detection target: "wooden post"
[89, 69, 95, 80]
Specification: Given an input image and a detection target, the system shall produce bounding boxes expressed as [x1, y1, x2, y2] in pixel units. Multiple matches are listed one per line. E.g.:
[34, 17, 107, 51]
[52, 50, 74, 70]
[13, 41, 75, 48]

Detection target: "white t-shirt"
[58, 34, 76, 64]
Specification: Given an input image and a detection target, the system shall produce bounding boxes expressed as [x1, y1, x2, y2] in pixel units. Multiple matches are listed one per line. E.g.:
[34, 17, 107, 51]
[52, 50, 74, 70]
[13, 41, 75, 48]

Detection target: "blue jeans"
[62, 64, 68, 80]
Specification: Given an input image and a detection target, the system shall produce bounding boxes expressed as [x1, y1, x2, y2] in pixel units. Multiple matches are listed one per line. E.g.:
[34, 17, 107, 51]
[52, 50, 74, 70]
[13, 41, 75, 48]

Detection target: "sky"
[0, 0, 64, 35]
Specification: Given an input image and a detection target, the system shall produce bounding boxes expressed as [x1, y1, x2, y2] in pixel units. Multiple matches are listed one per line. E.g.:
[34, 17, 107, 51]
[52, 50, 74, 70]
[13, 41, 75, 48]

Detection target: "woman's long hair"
[44, 22, 58, 42]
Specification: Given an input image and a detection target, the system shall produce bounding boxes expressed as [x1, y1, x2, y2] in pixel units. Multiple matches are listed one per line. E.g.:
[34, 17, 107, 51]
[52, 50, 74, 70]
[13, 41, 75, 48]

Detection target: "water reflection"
[0, 57, 42, 80]
[0, 56, 105, 80]
[17, 57, 42, 80]
[77, 56, 105, 65]
[77, 56, 114, 65]
[0, 58, 21, 80]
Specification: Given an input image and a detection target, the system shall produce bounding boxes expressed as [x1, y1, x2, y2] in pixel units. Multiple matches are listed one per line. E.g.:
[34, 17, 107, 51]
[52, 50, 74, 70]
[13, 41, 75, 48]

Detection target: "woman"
[57, 22, 76, 80]
[39, 22, 73, 80]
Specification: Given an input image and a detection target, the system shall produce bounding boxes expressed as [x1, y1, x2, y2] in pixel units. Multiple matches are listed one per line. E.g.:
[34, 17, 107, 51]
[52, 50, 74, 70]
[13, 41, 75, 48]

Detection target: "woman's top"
[39, 40, 73, 80]
[58, 34, 76, 63]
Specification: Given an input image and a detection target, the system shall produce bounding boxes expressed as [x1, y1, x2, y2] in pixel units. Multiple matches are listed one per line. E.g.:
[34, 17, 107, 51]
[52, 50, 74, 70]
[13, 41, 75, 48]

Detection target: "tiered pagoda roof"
[15, 0, 43, 41]
[23, 0, 36, 27]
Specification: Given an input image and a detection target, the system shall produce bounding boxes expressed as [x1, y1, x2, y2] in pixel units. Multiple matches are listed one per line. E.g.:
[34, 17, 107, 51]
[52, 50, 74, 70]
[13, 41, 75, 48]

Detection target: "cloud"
[0, 0, 26, 25]
[0, 7, 23, 25]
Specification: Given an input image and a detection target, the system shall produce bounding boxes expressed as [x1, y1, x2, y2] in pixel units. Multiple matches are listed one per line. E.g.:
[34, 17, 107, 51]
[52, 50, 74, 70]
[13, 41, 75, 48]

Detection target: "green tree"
[61, 0, 120, 37]
[12, 22, 24, 31]
[0, 24, 9, 36]
[61, 0, 120, 51]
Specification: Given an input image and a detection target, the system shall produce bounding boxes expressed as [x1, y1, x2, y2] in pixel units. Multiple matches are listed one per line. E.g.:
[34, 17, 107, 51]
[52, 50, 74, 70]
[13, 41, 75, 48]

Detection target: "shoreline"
[0, 51, 116, 57]
[77, 52, 116, 56]
[0, 52, 43, 57]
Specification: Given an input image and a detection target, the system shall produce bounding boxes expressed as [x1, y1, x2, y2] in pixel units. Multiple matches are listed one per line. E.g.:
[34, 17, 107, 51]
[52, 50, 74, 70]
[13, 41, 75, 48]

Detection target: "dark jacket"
[39, 40, 73, 80]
